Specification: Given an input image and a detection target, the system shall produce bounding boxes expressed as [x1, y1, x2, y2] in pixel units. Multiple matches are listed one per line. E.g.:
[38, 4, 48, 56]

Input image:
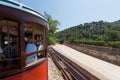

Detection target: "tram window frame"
[0, 18, 47, 78]
[24, 23, 47, 66]
[0, 19, 20, 73]
[0, 20, 48, 77]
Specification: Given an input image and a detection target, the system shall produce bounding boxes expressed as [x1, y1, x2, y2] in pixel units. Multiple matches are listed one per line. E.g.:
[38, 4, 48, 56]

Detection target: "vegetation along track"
[48, 47, 99, 80]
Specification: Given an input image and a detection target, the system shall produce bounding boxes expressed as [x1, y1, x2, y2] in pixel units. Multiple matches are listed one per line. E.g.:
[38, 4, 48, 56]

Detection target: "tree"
[105, 30, 120, 41]
[44, 12, 60, 45]
[68, 36, 77, 43]
[55, 20, 120, 47]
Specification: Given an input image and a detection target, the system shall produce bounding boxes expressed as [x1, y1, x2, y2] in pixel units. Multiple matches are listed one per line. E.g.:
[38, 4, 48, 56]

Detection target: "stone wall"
[64, 42, 120, 66]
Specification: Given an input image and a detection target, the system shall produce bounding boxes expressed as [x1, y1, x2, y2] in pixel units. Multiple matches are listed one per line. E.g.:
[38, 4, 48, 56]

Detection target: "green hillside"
[55, 20, 120, 48]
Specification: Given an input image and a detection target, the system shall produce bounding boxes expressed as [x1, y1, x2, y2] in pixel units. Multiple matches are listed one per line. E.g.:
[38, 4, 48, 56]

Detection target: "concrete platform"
[52, 44, 120, 80]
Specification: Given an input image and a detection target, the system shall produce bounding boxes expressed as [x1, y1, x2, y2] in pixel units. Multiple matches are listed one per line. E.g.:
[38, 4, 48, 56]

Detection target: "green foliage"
[44, 12, 59, 45]
[107, 41, 120, 48]
[68, 36, 77, 43]
[95, 36, 104, 41]
[105, 30, 120, 41]
[78, 39, 93, 44]
[59, 38, 65, 44]
[48, 35, 56, 45]
[55, 20, 120, 48]
[92, 41, 106, 46]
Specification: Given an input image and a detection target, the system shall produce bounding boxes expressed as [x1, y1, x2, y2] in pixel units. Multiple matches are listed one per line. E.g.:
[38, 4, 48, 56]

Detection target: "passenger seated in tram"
[35, 35, 44, 58]
[35, 35, 42, 47]
[37, 41, 44, 58]
[25, 38, 37, 64]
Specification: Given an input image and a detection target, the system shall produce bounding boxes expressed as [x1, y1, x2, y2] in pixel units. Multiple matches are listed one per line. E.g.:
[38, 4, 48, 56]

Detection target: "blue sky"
[20, 0, 120, 31]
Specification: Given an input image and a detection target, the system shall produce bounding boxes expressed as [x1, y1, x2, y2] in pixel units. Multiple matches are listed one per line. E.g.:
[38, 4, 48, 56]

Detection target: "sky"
[20, 0, 120, 31]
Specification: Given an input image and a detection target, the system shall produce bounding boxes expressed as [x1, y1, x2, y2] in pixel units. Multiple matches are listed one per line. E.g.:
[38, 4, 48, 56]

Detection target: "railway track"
[48, 47, 99, 80]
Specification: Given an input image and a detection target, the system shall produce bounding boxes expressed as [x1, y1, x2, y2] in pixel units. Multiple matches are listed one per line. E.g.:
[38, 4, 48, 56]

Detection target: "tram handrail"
[25, 49, 45, 58]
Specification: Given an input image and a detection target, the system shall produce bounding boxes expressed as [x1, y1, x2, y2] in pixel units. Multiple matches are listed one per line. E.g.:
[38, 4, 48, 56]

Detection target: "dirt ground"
[48, 58, 64, 80]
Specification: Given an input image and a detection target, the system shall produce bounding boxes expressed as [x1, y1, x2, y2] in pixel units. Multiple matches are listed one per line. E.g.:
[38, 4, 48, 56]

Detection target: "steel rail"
[48, 47, 99, 80]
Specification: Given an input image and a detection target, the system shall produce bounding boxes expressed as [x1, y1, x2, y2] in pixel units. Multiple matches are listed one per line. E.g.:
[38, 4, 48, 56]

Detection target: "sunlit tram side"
[0, 0, 48, 80]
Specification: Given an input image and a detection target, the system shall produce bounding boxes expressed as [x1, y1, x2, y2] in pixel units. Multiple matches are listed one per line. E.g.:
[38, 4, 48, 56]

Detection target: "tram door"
[0, 19, 19, 72]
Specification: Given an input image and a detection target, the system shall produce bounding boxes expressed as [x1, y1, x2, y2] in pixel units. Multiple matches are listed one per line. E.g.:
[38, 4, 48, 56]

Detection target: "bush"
[77, 39, 106, 46]
[78, 39, 94, 45]
[107, 41, 120, 48]
[48, 36, 56, 45]
[68, 36, 77, 43]
[59, 38, 65, 44]
[105, 30, 120, 41]
[92, 41, 106, 46]
[95, 36, 104, 41]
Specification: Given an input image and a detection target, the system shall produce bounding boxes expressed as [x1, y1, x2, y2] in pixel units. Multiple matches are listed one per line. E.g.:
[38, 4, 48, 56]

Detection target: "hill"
[55, 20, 120, 48]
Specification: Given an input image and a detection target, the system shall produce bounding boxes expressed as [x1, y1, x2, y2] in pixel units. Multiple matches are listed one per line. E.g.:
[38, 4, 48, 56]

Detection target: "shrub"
[68, 36, 77, 43]
[78, 39, 94, 45]
[59, 38, 65, 44]
[77, 39, 106, 46]
[48, 36, 56, 45]
[107, 41, 120, 48]
[92, 41, 106, 46]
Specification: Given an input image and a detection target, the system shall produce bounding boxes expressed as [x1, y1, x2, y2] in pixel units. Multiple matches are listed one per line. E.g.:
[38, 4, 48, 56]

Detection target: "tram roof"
[0, 0, 49, 30]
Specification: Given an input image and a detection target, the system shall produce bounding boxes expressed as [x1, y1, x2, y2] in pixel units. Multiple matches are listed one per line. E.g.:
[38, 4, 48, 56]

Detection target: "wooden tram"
[0, 0, 48, 80]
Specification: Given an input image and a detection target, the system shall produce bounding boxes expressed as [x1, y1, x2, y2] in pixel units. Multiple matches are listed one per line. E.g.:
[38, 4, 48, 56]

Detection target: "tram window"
[24, 23, 46, 65]
[24, 27, 33, 44]
[24, 27, 36, 64]
[35, 34, 45, 59]
[0, 20, 19, 72]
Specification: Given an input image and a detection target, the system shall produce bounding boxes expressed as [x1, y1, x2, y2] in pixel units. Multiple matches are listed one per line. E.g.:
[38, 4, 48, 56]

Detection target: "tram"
[0, 0, 48, 80]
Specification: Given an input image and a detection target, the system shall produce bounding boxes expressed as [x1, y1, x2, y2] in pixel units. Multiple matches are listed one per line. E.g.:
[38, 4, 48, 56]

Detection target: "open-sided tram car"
[0, 0, 48, 80]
